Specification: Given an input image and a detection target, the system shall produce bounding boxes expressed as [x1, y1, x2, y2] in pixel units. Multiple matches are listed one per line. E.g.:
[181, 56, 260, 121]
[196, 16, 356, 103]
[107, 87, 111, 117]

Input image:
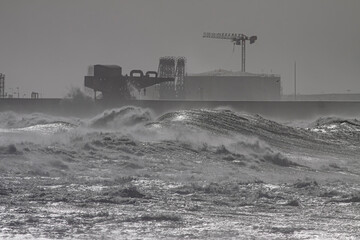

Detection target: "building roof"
[189, 69, 256, 77]
[94, 65, 122, 69]
[188, 69, 280, 78]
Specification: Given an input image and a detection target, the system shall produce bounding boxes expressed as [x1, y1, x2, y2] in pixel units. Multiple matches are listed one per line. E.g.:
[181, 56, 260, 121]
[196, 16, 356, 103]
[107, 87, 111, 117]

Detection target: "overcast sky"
[0, 0, 359, 97]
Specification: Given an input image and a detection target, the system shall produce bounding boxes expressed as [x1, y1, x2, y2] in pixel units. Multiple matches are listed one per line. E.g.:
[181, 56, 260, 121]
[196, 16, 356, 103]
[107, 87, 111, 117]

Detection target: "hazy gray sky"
[0, 0, 359, 97]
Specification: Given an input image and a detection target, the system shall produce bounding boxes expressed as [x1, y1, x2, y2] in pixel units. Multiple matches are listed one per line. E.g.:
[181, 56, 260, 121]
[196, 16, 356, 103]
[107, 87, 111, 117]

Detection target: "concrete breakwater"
[1, 98, 360, 120]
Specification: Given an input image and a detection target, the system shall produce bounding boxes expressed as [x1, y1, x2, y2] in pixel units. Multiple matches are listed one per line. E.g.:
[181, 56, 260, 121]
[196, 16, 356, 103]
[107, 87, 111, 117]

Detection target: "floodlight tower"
[203, 32, 257, 72]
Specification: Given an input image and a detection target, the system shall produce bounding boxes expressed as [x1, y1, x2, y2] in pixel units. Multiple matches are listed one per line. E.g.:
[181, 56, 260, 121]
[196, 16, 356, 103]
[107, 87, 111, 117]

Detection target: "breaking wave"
[0, 106, 359, 178]
[0, 111, 80, 128]
[88, 106, 153, 129]
[308, 116, 360, 133]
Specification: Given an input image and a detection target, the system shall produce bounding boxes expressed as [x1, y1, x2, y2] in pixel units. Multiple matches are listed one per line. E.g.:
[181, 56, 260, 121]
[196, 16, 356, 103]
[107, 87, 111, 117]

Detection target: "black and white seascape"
[0, 106, 359, 239]
[1, 1, 360, 239]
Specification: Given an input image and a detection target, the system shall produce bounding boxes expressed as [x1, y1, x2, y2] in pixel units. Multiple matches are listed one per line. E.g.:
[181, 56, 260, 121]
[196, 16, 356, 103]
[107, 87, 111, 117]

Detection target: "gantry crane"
[203, 32, 257, 72]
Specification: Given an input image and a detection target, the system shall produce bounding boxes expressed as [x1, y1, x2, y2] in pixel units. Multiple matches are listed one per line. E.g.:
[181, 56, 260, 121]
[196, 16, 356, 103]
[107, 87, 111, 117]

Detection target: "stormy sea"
[0, 106, 359, 239]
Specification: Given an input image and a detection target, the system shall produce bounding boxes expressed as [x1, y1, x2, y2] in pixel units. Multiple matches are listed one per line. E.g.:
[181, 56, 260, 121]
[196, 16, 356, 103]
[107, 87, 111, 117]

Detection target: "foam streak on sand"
[0, 106, 359, 239]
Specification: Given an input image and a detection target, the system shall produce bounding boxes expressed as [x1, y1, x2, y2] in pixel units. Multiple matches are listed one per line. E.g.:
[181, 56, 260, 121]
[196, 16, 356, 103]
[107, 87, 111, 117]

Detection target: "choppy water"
[0, 107, 359, 239]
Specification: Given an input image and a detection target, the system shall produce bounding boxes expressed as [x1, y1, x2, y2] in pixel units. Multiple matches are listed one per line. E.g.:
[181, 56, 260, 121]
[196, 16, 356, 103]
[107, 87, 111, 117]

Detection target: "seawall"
[1, 98, 360, 120]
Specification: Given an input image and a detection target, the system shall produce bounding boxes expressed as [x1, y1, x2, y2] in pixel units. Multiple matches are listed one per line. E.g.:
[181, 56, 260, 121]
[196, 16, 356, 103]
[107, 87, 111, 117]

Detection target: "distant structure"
[0, 73, 4, 98]
[282, 93, 360, 101]
[147, 67, 281, 101]
[158, 57, 176, 99]
[83, 48, 281, 101]
[141, 54, 281, 101]
[157, 57, 186, 99]
[84, 65, 174, 101]
[31, 92, 39, 99]
[183, 70, 281, 100]
[148, 35, 279, 101]
[175, 57, 186, 99]
[203, 32, 257, 72]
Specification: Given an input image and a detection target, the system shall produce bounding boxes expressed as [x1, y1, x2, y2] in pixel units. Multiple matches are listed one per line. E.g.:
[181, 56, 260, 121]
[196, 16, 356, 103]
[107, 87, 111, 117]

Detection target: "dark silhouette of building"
[84, 65, 174, 101]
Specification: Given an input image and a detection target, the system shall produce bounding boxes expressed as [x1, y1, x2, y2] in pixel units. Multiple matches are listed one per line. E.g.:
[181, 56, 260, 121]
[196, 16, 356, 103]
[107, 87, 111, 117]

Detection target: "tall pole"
[294, 61, 297, 101]
[241, 39, 246, 72]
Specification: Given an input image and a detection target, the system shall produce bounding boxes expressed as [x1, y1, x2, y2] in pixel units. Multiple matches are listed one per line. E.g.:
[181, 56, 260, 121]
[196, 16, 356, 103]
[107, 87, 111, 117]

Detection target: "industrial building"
[84, 64, 174, 101]
[84, 33, 282, 102]
[142, 67, 282, 101]
[140, 31, 281, 101]
[182, 70, 281, 101]
[84, 60, 282, 101]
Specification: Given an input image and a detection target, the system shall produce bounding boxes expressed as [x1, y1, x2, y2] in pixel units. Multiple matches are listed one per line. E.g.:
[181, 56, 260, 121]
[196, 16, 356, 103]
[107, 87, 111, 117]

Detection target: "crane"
[203, 32, 257, 72]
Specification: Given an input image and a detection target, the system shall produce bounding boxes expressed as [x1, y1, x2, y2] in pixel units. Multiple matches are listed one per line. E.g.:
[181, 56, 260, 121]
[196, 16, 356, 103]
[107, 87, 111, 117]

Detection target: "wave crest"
[89, 106, 153, 129]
